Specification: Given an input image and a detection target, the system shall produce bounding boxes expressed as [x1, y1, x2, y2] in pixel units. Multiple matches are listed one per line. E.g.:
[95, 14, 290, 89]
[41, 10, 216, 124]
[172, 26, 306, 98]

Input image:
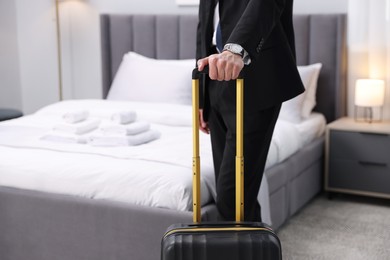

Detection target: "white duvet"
[0, 100, 325, 217]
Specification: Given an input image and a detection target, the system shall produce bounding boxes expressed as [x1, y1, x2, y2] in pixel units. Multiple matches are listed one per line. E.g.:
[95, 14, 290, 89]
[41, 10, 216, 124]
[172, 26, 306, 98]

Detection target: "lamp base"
[354, 106, 383, 123]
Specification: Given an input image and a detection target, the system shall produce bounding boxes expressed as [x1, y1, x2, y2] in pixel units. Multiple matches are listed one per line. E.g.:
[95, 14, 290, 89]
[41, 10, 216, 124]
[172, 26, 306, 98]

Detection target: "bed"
[0, 14, 346, 260]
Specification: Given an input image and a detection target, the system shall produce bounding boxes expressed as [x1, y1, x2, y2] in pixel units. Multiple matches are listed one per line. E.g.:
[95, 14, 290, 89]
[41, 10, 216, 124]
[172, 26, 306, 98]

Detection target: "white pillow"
[107, 52, 196, 105]
[279, 63, 322, 123]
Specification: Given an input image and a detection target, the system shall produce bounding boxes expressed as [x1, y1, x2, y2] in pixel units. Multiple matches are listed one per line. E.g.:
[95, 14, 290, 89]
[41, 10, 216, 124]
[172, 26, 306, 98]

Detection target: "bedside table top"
[327, 117, 390, 134]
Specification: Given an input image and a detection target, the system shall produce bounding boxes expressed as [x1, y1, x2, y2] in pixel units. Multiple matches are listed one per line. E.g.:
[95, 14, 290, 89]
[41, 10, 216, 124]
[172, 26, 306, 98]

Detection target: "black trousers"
[207, 80, 281, 222]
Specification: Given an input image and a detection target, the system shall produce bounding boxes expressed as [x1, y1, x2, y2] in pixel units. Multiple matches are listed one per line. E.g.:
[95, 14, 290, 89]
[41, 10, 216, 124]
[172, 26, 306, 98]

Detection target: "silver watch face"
[225, 44, 243, 55]
[230, 45, 243, 53]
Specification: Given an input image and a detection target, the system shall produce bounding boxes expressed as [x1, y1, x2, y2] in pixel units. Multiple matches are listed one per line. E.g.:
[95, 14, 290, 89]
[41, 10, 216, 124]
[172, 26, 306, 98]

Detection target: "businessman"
[196, 0, 305, 221]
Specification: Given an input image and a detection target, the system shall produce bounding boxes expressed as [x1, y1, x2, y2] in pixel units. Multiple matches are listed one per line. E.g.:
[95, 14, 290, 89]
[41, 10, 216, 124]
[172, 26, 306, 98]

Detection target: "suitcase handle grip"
[192, 66, 244, 79]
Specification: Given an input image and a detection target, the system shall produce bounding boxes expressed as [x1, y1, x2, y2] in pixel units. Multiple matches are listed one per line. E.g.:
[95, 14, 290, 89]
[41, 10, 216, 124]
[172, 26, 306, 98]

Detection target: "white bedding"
[0, 100, 325, 215]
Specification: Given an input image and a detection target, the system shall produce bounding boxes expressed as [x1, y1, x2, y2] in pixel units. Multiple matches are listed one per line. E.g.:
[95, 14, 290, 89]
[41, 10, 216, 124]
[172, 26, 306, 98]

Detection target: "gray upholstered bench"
[0, 108, 23, 122]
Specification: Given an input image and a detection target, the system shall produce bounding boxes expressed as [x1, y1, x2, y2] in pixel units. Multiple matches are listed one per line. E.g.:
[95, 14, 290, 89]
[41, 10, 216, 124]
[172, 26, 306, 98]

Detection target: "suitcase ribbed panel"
[162, 229, 281, 260]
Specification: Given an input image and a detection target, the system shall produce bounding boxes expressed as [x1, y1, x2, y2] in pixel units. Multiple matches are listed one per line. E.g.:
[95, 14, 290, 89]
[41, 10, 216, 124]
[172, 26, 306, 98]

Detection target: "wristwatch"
[223, 43, 245, 58]
[223, 43, 251, 65]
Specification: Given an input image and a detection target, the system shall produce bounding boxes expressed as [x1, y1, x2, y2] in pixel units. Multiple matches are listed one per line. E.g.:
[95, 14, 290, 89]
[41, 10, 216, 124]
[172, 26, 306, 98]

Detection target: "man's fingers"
[205, 52, 244, 81]
[207, 55, 218, 80]
[197, 58, 209, 71]
[224, 62, 234, 81]
[232, 66, 241, 80]
[199, 121, 209, 134]
[199, 109, 210, 134]
[199, 124, 209, 134]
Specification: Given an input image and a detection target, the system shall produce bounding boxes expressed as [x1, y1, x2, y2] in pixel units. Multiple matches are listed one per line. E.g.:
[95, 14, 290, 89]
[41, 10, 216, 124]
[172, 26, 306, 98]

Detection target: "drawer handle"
[359, 132, 389, 137]
[359, 161, 387, 167]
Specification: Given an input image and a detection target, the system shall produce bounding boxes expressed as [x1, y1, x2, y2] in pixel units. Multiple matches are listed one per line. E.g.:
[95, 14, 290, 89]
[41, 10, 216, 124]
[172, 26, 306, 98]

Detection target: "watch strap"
[223, 43, 251, 65]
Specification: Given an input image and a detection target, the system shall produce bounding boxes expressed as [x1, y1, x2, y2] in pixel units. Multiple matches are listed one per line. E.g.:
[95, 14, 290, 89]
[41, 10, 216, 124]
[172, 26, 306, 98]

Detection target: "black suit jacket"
[196, 0, 305, 114]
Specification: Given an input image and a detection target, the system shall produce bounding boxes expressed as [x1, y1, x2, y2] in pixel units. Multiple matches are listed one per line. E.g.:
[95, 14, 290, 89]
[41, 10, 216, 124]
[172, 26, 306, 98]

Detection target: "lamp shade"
[355, 79, 385, 107]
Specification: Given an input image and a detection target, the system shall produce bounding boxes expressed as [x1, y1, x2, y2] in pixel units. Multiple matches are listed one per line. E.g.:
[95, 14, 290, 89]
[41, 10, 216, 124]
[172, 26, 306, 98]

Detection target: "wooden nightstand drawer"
[326, 118, 390, 199]
[329, 130, 390, 163]
[329, 159, 390, 194]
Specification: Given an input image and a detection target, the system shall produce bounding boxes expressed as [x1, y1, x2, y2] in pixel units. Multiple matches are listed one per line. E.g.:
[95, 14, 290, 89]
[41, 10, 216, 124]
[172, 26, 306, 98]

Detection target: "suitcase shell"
[161, 68, 282, 260]
[162, 222, 281, 260]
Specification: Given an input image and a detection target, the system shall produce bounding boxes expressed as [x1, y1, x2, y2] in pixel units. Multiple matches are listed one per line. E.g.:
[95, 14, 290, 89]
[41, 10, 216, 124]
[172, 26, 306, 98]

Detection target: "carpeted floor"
[277, 194, 390, 260]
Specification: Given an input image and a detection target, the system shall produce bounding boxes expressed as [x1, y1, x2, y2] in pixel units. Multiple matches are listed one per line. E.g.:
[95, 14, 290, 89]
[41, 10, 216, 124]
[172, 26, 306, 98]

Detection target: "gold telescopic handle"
[235, 78, 244, 222]
[192, 78, 201, 223]
[192, 68, 244, 223]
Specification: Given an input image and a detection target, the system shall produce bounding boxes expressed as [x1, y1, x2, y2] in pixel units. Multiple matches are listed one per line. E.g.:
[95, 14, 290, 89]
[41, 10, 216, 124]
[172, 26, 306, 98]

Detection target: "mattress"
[0, 100, 325, 212]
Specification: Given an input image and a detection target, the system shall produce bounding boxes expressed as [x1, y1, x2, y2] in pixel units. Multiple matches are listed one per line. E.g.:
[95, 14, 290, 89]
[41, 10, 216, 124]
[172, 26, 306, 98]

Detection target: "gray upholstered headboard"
[100, 14, 347, 122]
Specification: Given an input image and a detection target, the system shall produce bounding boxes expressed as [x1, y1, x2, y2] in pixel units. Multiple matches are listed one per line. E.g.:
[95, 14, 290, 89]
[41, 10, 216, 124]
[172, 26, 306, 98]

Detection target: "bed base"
[0, 138, 322, 260]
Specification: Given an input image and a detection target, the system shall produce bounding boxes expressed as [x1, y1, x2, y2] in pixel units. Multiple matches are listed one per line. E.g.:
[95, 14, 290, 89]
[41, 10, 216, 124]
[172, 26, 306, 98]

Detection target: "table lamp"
[354, 79, 385, 123]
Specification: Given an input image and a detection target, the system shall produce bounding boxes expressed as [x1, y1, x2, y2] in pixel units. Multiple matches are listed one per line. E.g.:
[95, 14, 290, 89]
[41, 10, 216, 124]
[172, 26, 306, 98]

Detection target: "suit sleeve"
[226, 0, 286, 61]
[196, 21, 202, 62]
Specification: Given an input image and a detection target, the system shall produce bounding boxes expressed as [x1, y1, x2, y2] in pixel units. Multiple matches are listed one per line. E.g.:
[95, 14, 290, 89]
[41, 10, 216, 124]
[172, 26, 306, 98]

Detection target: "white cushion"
[279, 63, 322, 123]
[107, 52, 195, 105]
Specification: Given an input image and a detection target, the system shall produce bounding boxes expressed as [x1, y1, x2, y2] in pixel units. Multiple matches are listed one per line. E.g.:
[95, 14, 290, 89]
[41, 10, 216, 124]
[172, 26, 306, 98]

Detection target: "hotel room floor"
[277, 193, 390, 260]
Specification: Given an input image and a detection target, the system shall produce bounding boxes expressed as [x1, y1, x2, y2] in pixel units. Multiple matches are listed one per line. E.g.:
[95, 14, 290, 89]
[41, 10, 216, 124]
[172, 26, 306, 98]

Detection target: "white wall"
[14, 0, 60, 114]
[61, 0, 349, 103]
[0, 0, 22, 110]
[294, 0, 348, 14]
[2, 0, 350, 115]
[59, 0, 199, 102]
[348, 0, 390, 121]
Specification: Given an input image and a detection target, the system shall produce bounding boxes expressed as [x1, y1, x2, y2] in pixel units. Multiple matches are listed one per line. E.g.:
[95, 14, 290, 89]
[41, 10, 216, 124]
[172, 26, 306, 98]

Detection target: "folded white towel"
[89, 129, 161, 146]
[100, 121, 150, 136]
[111, 111, 137, 124]
[41, 132, 89, 144]
[62, 110, 89, 124]
[53, 119, 100, 135]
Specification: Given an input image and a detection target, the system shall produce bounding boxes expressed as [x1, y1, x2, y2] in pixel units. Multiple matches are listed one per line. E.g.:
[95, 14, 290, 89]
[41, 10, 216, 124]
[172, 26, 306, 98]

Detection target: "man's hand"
[199, 109, 209, 134]
[197, 51, 244, 81]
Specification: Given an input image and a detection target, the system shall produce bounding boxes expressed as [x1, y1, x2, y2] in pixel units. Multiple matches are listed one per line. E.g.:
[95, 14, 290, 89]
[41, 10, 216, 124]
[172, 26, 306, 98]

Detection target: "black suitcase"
[161, 68, 282, 260]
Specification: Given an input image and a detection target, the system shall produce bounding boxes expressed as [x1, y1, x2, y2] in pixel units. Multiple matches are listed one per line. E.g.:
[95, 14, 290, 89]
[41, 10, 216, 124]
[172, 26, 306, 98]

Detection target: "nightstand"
[325, 117, 390, 199]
